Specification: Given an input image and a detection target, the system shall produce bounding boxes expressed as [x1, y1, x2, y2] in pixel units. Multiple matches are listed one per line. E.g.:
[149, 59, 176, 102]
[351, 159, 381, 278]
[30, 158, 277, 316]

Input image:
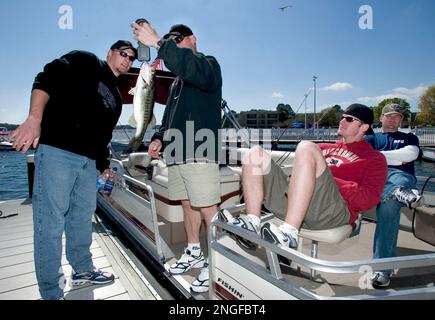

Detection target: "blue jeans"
[373, 167, 416, 272]
[33, 144, 96, 300]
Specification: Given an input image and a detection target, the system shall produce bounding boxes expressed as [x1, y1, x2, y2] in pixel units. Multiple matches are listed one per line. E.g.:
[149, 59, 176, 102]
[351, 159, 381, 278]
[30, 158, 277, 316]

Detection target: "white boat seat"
[126, 153, 159, 178]
[128, 152, 152, 168]
[299, 224, 352, 244]
[297, 214, 362, 279]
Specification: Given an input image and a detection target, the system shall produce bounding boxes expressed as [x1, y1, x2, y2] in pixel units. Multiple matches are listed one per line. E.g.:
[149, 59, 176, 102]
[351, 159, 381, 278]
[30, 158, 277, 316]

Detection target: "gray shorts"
[168, 163, 220, 208]
[263, 159, 350, 230]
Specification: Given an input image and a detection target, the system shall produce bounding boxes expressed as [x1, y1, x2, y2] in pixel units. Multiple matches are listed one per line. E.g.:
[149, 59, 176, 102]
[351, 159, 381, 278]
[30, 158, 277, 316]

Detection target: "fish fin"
[128, 87, 136, 95]
[128, 113, 137, 128]
[146, 114, 157, 130]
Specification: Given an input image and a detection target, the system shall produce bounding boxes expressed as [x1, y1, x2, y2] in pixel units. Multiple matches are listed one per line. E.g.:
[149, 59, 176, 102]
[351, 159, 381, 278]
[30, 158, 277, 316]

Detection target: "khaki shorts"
[168, 163, 221, 208]
[263, 159, 350, 230]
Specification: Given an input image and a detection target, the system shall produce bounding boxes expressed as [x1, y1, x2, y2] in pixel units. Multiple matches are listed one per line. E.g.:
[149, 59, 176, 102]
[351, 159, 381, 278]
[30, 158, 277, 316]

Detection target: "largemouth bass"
[128, 62, 156, 151]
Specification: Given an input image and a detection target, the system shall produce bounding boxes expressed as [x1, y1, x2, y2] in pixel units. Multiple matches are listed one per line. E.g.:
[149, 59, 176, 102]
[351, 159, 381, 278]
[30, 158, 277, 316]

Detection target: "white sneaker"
[261, 222, 299, 249]
[394, 187, 423, 208]
[217, 209, 260, 250]
[169, 248, 205, 275]
[190, 263, 209, 293]
[371, 271, 391, 288]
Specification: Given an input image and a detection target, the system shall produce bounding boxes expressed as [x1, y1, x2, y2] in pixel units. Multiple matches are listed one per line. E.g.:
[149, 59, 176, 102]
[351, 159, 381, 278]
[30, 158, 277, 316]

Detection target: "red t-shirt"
[318, 140, 387, 225]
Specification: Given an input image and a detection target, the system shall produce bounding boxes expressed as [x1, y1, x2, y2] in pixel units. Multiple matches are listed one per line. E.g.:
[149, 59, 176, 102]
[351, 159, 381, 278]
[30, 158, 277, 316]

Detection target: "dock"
[0, 198, 162, 300]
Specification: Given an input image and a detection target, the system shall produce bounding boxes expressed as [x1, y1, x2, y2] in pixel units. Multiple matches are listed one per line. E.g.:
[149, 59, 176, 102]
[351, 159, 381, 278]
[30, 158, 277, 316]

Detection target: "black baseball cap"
[343, 103, 375, 135]
[110, 40, 137, 58]
[164, 24, 194, 38]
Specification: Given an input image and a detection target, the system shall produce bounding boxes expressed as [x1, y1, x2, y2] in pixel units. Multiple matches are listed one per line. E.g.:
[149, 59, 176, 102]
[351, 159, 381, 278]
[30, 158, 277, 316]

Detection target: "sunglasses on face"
[163, 33, 186, 44]
[341, 115, 361, 123]
[115, 50, 135, 62]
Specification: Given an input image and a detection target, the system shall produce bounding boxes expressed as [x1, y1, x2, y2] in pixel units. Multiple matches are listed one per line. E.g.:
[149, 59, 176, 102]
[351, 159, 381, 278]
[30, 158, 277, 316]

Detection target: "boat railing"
[108, 158, 166, 263]
[208, 204, 435, 299]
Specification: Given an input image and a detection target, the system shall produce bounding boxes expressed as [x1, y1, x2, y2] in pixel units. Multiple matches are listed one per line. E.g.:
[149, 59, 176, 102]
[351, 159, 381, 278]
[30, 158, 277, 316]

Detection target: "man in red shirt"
[219, 104, 387, 249]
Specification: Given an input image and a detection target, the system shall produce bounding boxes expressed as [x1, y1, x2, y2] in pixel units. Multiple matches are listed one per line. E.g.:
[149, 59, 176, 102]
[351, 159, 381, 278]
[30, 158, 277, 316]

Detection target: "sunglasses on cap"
[114, 49, 135, 62]
[341, 115, 361, 123]
[163, 32, 187, 44]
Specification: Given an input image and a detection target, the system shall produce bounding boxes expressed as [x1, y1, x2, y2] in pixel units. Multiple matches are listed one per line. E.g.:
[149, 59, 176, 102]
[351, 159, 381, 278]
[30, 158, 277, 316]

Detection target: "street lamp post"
[304, 94, 308, 129]
[313, 75, 317, 129]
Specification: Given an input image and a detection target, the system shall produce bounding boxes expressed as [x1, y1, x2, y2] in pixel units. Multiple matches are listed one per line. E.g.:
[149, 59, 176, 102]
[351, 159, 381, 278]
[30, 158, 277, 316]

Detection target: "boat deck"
[0, 198, 161, 300]
[212, 211, 435, 299]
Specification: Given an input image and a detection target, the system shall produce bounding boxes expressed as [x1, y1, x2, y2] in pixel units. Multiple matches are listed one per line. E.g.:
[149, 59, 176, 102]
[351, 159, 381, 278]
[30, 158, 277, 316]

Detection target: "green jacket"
[151, 39, 222, 165]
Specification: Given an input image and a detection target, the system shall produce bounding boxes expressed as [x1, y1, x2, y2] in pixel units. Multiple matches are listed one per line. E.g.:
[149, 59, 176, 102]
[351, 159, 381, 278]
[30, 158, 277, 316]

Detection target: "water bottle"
[103, 167, 118, 195]
[96, 174, 106, 191]
[136, 18, 151, 62]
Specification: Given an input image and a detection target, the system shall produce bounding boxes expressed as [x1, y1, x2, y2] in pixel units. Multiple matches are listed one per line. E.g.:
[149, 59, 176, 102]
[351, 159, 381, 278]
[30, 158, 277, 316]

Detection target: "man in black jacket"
[9, 40, 136, 300]
[132, 22, 222, 293]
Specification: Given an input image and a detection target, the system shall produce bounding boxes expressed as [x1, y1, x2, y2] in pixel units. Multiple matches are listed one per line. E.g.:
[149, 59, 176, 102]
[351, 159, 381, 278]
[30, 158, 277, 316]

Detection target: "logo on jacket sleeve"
[98, 82, 116, 110]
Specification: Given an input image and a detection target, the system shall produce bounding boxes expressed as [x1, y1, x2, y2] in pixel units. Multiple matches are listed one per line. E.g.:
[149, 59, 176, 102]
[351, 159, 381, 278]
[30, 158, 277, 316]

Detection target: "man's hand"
[148, 139, 162, 159]
[131, 21, 161, 49]
[102, 168, 115, 181]
[8, 117, 41, 153]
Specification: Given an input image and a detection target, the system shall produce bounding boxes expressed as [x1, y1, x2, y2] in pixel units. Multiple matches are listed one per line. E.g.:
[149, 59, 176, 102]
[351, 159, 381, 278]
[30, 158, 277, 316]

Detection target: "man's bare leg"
[242, 147, 272, 218]
[181, 200, 202, 244]
[285, 141, 327, 229]
[182, 201, 219, 242]
[201, 204, 219, 235]
[169, 200, 205, 275]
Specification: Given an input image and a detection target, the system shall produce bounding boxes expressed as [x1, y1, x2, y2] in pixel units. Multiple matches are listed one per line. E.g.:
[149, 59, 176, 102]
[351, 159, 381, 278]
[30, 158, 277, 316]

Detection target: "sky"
[0, 0, 434, 126]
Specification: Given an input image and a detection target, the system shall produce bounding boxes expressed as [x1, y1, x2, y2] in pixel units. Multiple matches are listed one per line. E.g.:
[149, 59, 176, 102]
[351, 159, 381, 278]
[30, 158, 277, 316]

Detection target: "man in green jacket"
[132, 22, 222, 294]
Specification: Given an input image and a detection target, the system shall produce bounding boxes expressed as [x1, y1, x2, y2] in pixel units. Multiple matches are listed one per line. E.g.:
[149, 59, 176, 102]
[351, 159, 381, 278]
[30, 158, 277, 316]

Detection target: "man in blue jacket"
[366, 103, 422, 288]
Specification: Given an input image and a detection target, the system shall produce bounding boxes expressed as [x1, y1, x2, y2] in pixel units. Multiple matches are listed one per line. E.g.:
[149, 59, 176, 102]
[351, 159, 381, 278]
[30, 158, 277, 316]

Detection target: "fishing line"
[118, 121, 132, 140]
[275, 88, 312, 166]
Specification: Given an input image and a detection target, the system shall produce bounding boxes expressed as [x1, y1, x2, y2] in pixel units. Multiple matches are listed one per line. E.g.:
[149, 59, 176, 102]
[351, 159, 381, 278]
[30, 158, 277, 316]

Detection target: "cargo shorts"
[168, 163, 221, 208]
[263, 159, 350, 230]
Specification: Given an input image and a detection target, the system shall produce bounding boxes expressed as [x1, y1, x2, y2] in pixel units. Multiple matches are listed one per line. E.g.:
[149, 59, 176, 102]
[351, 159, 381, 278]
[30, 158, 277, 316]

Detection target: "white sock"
[279, 223, 299, 238]
[247, 214, 261, 230]
[188, 243, 201, 254]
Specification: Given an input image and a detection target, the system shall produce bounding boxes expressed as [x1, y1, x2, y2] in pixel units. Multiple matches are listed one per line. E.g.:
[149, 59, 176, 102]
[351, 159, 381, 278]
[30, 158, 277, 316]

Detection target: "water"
[0, 151, 31, 201]
[0, 149, 433, 201]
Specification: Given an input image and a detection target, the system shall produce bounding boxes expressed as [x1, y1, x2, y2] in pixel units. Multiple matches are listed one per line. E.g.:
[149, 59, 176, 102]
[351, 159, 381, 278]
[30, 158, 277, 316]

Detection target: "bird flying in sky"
[278, 5, 292, 11]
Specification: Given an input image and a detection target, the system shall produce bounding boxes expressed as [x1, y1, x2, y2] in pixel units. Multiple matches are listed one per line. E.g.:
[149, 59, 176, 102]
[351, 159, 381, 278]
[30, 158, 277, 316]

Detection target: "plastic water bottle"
[96, 174, 106, 191]
[103, 167, 118, 195]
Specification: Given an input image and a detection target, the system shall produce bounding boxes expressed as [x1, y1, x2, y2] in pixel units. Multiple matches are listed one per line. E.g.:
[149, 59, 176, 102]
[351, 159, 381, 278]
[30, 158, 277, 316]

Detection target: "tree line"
[226, 85, 434, 128]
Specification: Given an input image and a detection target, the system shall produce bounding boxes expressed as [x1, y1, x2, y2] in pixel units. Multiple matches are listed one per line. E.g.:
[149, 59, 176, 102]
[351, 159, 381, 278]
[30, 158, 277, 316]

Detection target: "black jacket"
[152, 39, 222, 164]
[33, 50, 122, 172]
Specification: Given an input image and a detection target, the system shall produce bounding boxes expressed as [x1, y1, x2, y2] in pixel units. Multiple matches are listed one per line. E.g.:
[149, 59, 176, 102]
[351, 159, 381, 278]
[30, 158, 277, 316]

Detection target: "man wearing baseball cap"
[219, 104, 387, 263]
[132, 21, 222, 294]
[8, 39, 136, 300]
[365, 103, 422, 288]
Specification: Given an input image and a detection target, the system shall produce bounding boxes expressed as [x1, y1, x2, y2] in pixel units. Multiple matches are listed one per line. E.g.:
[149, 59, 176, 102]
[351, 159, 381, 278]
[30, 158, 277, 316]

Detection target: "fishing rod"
[274, 88, 312, 165]
[221, 99, 251, 148]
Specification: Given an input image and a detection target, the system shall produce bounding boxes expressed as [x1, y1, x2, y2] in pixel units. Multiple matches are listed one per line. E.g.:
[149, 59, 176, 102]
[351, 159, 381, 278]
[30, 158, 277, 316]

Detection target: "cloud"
[357, 94, 404, 104]
[272, 91, 284, 98]
[320, 82, 353, 92]
[391, 86, 427, 97]
[357, 85, 428, 104]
